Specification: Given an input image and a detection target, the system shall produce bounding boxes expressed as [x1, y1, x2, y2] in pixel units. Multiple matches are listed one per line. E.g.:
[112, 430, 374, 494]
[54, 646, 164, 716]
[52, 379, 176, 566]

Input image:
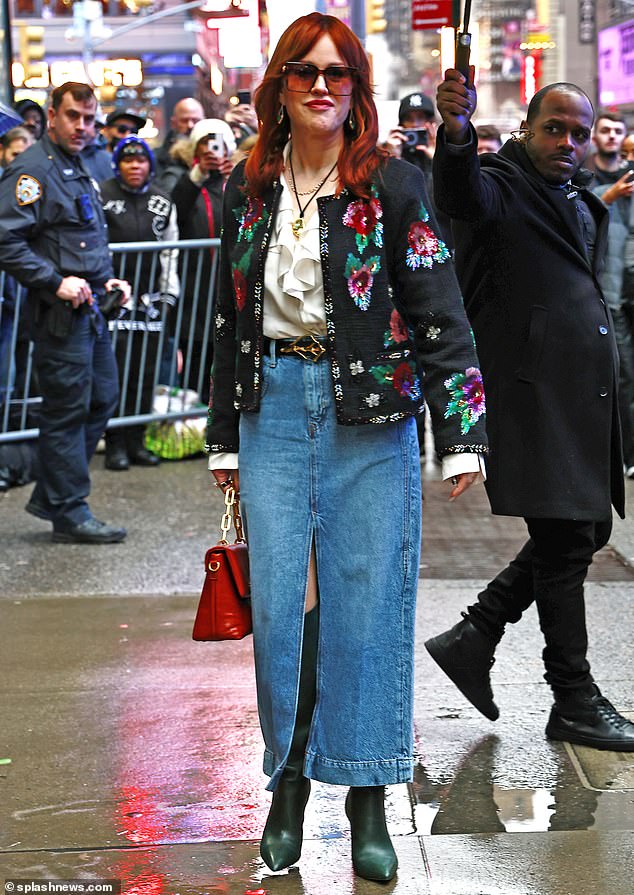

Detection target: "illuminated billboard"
[598, 19, 634, 106]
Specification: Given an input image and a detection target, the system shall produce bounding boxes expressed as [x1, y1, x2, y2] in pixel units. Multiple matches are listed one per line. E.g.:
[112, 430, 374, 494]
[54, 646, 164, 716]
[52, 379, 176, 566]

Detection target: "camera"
[402, 128, 429, 150]
[100, 286, 124, 318]
[236, 89, 251, 105]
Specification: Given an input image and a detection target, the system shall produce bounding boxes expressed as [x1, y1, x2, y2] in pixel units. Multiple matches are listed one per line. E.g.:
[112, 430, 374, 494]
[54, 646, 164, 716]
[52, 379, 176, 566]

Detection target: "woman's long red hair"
[245, 12, 385, 199]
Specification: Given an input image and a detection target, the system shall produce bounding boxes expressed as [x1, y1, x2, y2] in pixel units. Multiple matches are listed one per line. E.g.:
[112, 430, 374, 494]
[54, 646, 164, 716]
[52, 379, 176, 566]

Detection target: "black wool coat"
[205, 157, 488, 460]
[433, 127, 624, 520]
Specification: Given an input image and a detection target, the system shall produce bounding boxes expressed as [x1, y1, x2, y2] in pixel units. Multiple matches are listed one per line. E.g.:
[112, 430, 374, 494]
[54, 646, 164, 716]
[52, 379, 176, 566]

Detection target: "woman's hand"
[601, 169, 634, 205]
[382, 128, 406, 158]
[197, 149, 225, 176]
[211, 469, 240, 494]
[448, 471, 482, 501]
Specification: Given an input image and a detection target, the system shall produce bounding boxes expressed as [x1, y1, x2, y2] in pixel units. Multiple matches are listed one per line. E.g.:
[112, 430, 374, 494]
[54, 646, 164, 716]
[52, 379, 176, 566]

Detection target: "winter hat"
[13, 98, 46, 134]
[111, 135, 155, 178]
[189, 118, 237, 156]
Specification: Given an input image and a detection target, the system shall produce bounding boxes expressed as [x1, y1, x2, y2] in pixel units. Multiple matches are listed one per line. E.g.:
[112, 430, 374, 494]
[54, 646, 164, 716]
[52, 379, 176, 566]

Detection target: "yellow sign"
[18, 24, 46, 83]
[12, 59, 143, 90]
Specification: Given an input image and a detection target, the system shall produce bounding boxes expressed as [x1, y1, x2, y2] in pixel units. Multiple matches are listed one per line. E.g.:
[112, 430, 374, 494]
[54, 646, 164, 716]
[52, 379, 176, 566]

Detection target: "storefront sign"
[578, 0, 595, 44]
[412, 0, 453, 30]
[12, 58, 143, 90]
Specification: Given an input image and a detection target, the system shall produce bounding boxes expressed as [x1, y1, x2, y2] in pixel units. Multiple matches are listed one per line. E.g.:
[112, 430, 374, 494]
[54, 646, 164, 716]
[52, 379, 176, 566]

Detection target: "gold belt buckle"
[280, 335, 326, 362]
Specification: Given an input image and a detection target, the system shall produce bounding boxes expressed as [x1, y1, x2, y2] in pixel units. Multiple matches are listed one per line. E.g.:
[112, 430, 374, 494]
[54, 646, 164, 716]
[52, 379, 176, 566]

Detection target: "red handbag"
[192, 485, 252, 641]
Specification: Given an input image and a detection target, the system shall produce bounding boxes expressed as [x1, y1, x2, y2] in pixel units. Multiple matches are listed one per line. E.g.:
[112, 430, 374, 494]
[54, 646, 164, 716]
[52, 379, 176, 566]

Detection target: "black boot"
[127, 427, 160, 466]
[260, 605, 319, 871]
[424, 614, 501, 720]
[546, 685, 634, 751]
[104, 430, 129, 471]
[345, 786, 398, 882]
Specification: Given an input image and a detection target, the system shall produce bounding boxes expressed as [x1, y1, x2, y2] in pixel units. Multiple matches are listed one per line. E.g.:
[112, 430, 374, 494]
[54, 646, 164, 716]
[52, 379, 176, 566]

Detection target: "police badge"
[16, 174, 42, 206]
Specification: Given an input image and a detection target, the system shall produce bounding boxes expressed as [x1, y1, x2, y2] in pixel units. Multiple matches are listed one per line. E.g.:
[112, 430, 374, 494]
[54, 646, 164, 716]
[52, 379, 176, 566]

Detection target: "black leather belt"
[262, 335, 327, 362]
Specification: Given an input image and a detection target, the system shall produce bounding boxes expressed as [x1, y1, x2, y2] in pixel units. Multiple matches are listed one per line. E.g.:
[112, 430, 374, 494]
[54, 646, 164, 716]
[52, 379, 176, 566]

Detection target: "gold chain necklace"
[288, 150, 338, 240]
[285, 166, 339, 196]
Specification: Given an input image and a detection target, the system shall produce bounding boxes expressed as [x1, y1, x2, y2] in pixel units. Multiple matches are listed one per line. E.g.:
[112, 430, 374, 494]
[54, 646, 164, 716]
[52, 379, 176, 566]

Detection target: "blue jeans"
[238, 347, 421, 789]
[31, 308, 119, 528]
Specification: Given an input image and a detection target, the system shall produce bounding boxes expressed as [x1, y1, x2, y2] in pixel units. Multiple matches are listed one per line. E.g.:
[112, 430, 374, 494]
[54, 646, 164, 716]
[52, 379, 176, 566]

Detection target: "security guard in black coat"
[428, 72, 634, 751]
[0, 82, 130, 543]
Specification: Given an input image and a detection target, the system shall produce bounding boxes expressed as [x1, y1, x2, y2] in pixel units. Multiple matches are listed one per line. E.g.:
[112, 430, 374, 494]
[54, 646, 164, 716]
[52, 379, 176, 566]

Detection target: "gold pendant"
[291, 217, 304, 240]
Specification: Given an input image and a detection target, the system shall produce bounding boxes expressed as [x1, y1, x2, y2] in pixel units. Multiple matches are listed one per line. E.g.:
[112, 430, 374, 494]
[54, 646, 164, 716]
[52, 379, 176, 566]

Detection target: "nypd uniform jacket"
[0, 132, 113, 311]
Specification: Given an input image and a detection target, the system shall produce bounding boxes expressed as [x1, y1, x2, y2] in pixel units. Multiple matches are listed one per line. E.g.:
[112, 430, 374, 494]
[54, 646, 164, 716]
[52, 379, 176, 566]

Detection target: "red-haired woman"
[205, 12, 487, 882]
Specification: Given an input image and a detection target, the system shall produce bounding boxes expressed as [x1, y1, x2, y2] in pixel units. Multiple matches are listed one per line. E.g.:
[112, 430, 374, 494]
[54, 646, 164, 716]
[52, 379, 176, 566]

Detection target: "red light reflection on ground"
[114, 849, 166, 895]
[116, 784, 166, 846]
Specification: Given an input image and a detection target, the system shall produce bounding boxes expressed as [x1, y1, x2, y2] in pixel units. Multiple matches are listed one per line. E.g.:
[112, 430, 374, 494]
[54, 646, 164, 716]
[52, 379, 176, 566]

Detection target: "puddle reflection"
[412, 734, 599, 834]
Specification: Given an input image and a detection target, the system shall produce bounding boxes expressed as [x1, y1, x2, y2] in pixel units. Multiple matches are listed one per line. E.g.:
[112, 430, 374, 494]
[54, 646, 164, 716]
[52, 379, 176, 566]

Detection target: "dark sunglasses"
[282, 62, 357, 96]
[115, 124, 138, 135]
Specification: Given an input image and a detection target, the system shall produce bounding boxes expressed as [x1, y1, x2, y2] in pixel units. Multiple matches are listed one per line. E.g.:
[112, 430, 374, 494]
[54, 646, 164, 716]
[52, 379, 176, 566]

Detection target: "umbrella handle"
[455, 31, 471, 84]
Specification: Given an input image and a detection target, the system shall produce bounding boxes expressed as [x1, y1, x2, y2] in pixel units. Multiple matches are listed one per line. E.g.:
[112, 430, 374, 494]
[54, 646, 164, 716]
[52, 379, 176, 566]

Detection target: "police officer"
[0, 81, 130, 543]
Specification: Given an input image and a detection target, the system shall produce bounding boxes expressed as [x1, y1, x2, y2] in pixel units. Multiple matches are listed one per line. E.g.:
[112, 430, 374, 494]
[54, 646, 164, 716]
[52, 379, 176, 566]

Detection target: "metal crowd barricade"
[0, 238, 220, 445]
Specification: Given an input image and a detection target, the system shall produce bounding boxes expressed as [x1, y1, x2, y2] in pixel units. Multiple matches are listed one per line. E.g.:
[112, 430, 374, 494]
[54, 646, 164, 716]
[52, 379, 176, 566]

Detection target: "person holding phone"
[206, 13, 487, 881]
[225, 90, 259, 147]
[171, 119, 236, 403]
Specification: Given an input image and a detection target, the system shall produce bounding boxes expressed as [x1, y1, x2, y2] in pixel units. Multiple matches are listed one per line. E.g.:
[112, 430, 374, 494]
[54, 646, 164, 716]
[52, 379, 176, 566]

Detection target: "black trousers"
[468, 517, 612, 694]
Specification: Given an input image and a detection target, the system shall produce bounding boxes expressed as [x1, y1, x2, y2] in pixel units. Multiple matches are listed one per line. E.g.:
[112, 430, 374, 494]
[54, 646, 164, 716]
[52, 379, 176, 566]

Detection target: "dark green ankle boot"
[260, 605, 319, 871]
[345, 786, 398, 882]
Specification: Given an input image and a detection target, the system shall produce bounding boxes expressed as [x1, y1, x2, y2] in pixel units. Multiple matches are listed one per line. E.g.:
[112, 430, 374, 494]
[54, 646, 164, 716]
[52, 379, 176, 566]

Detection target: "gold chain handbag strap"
[218, 485, 246, 544]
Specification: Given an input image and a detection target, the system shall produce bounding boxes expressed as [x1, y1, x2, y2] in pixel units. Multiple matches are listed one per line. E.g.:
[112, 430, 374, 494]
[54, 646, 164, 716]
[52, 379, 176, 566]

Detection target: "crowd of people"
[1, 9, 634, 883]
[0, 86, 256, 496]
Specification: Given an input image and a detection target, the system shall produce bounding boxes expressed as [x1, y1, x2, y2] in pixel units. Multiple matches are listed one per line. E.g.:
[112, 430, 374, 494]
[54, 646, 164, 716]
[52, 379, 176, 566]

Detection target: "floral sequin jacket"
[205, 157, 488, 459]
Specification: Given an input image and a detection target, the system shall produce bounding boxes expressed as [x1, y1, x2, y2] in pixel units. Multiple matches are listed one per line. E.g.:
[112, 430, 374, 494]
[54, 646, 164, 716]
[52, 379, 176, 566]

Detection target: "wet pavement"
[1, 455, 633, 894]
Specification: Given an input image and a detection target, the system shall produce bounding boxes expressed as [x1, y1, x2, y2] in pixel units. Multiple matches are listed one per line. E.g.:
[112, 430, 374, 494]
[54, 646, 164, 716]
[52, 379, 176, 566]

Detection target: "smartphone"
[237, 89, 251, 105]
[204, 134, 225, 156]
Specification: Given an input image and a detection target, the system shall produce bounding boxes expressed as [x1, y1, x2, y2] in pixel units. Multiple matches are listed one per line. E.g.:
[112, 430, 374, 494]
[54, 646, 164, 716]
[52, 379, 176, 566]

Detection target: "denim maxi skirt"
[238, 345, 422, 791]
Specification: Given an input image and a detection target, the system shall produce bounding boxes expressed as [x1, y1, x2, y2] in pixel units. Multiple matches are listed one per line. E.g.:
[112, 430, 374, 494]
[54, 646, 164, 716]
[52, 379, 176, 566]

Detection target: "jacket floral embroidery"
[206, 157, 488, 460]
